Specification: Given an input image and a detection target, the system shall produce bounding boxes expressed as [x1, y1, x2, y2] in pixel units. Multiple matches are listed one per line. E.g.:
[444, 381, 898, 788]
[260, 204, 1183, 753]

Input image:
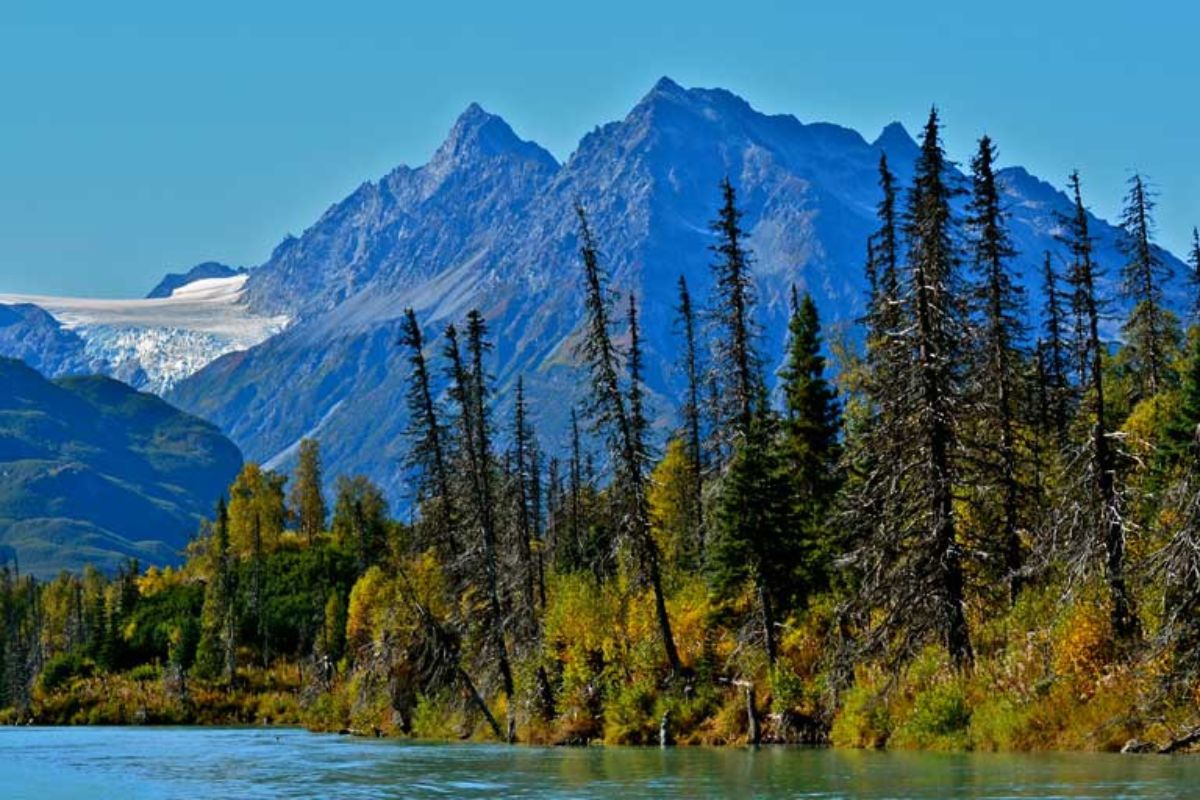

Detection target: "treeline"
[5, 108, 1200, 749]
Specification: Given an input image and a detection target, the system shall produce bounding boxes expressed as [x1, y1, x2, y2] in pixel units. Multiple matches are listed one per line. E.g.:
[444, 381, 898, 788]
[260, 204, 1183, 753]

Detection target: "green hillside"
[0, 358, 242, 575]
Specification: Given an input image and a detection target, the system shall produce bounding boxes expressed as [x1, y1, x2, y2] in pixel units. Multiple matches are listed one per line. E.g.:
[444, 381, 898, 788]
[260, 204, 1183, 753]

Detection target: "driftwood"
[1157, 726, 1200, 755]
[734, 680, 761, 746]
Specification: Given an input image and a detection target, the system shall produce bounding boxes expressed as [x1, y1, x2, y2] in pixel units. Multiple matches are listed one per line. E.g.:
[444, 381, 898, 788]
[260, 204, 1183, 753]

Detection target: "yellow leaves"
[543, 572, 622, 667]
[227, 462, 287, 558]
[665, 577, 713, 668]
[1052, 599, 1114, 695]
[345, 566, 392, 652]
[647, 437, 700, 572]
[345, 549, 454, 657]
[1122, 390, 1181, 464]
[136, 565, 182, 597]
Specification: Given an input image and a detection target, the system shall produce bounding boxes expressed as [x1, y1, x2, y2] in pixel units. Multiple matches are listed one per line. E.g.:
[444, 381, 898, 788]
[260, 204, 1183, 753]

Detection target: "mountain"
[167, 77, 1193, 507]
[0, 303, 98, 378]
[0, 358, 242, 576]
[0, 274, 289, 393]
[146, 261, 246, 299]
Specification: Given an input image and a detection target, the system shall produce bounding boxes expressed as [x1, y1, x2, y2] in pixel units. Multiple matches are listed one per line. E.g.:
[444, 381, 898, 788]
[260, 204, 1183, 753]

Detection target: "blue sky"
[2, 0, 1196, 297]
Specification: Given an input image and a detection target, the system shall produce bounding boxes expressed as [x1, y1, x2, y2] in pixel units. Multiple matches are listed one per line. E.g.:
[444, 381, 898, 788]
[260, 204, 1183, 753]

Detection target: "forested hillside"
[0, 359, 243, 575]
[4, 110, 1200, 752]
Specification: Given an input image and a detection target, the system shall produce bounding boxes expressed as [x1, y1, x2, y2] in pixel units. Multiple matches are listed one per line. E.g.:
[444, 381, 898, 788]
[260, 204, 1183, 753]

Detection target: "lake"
[1, 727, 1197, 798]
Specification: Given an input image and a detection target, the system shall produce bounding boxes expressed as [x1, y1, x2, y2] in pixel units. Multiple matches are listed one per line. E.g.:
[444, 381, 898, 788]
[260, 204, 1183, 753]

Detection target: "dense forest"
[5, 109, 1200, 752]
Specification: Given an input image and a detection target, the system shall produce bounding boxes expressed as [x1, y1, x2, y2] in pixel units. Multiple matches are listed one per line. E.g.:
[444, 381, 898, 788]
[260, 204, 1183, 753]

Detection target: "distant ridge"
[146, 261, 246, 299]
[0, 357, 243, 575]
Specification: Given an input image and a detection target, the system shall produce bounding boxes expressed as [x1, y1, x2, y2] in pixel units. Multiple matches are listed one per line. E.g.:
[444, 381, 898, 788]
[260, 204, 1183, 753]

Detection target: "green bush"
[39, 651, 95, 694]
[128, 663, 161, 682]
[892, 678, 971, 750]
[830, 675, 891, 748]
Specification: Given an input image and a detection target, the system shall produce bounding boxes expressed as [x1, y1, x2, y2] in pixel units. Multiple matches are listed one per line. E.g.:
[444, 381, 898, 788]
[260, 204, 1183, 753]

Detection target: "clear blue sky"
[2, 0, 1196, 297]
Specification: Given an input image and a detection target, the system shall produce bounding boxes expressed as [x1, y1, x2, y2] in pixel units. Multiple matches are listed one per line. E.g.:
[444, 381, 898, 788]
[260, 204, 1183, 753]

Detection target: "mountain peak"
[648, 75, 685, 96]
[146, 261, 244, 299]
[428, 103, 558, 174]
[873, 121, 919, 160]
[633, 75, 694, 111]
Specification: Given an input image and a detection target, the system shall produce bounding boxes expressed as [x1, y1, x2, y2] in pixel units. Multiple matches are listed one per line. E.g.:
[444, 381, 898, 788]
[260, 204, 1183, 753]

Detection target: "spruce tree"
[400, 307, 453, 549]
[966, 135, 1028, 603]
[1119, 173, 1176, 398]
[1164, 329, 1200, 463]
[444, 318, 516, 740]
[906, 108, 971, 665]
[510, 375, 537, 636]
[1040, 252, 1073, 448]
[1190, 227, 1200, 323]
[710, 398, 795, 665]
[778, 288, 842, 583]
[851, 109, 973, 667]
[567, 407, 584, 572]
[708, 178, 761, 449]
[674, 275, 706, 556]
[574, 204, 682, 674]
[863, 154, 905, 416]
[1061, 171, 1138, 642]
[627, 295, 652, 478]
[196, 498, 237, 684]
[873, 153, 901, 323]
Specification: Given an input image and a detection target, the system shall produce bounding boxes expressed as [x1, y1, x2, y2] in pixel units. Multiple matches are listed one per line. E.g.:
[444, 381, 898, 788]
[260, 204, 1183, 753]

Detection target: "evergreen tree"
[863, 154, 905, 422]
[566, 407, 584, 572]
[445, 313, 516, 741]
[627, 295, 651, 475]
[851, 109, 973, 667]
[1162, 328, 1200, 464]
[290, 438, 326, 543]
[873, 153, 901, 326]
[196, 498, 237, 684]
[574, 204, 682, 674]
[966, 135, 1028, 603]
[708, 178, 762, 449]
[1119, 173, 1176, 398]
[1040, 252, 1073, 448]
[510, 376, 537, 636]
[1061, 171, 1138, 642]
[674, 275, 705, 556]
[710, 399, 796, 665]
[1189, 227, 1200, 323]
[778, 288, 842, 583]
[400, 307, 454, 550]
[331, 475, 390, 570]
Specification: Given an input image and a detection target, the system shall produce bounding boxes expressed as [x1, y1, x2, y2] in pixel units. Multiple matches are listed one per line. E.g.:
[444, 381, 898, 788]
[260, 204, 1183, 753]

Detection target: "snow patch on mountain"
[0, 275, 289, 393]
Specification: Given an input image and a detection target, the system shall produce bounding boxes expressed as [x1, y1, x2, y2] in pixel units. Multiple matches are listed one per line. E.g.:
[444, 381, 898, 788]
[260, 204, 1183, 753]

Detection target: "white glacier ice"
[0, 275, 289, 394]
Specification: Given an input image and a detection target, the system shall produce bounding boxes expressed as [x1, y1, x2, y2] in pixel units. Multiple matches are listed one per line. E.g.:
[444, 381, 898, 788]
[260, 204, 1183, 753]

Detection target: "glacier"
[0, 275, 289, 393]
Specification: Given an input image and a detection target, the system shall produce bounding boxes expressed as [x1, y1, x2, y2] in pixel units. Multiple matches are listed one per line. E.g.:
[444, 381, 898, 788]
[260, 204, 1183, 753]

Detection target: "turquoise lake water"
[2, 726, 1198, 798]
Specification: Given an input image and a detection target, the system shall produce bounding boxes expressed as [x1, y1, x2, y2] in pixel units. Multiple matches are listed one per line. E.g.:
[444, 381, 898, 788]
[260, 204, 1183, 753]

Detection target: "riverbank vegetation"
[5, 110, 1200, 752]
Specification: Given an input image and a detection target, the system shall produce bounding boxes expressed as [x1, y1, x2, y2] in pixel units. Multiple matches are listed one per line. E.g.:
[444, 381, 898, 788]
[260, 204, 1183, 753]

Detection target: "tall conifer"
[966, 135, 1028, 603]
